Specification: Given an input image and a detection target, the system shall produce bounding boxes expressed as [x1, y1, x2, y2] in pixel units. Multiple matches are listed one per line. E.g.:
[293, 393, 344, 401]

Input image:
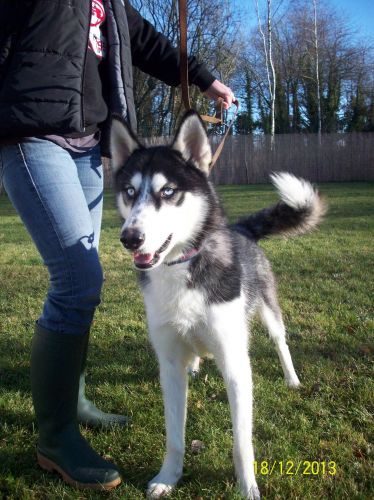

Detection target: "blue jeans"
[0, 138, 104, 335]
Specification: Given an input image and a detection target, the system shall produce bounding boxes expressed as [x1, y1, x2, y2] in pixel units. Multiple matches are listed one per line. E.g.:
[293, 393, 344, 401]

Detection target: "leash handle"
[200, 97, 224, 124]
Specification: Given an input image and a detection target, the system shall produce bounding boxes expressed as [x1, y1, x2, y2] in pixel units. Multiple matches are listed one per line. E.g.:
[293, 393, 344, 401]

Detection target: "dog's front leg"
[207, 304, 260, 500]
[147, 328, 191, 499]
[217, 349, 260, 499]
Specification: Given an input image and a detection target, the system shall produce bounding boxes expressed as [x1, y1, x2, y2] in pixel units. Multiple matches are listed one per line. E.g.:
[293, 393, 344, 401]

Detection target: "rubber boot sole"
[37, 452, 122, 490]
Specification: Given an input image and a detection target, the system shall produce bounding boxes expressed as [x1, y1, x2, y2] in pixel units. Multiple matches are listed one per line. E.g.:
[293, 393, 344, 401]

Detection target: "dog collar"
[164, 247, 201, 266]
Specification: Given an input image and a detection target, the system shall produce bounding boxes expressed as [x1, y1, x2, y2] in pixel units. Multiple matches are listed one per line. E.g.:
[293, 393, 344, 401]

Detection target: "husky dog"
[110, 111, 325, 499]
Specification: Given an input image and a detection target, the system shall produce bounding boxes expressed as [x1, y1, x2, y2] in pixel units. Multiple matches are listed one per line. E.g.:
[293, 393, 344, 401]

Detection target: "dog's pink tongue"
[133, 252, 154, 265]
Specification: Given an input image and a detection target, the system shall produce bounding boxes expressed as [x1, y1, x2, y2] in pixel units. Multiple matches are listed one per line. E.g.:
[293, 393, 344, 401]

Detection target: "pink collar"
[165, 247, 201, 266]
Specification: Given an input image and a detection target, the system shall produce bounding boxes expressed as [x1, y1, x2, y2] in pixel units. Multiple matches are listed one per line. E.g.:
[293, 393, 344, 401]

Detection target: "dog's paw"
[147, 482, 174, 499]
[245, 483, 261, 500]
[188, 356, 200, 377]
[189, 369, 199, 379]
[239, 478, 261, 500]
[286, 375, 301, 388]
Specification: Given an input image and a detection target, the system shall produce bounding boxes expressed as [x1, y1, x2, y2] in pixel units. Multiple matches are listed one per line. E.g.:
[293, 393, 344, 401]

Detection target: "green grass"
[0, 182, 373, 500]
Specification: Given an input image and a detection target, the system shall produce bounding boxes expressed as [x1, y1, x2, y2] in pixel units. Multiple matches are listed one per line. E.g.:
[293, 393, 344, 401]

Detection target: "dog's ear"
[110, 116, 141, 172]
[172, 111, 212, 174]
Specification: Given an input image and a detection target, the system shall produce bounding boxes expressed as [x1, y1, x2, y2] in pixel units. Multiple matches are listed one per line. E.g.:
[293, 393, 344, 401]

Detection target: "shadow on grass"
[0, 336, 30, 393]
[119, 458, 237, 496]
[87, 337, 159, 383]
[252, 330, 371, 370]
[0, 332, 158, 387]
[1, 329, 370, 403]
[0, 449, 38, 477]
[0, 408, 34, 430]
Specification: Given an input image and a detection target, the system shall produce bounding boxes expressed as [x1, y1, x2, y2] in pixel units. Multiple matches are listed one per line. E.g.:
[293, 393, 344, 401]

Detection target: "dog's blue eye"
[126, 186, 135, 198]
[161, 187, 175, 198]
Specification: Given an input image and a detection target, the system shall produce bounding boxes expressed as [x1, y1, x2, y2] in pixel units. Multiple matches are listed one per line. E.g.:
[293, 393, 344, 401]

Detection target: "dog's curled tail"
[234, 172, 326, 241]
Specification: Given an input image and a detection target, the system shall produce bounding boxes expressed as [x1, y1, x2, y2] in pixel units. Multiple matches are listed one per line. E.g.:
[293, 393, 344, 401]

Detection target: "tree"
[131, 0, 374, 137]
[342, 48, 374, 132]
[312, 0, 322, 141]
[131, 0, 242, 136]
[242, 0, 373, 135]
[255, 0, 277, 145]
[234, 67, 255, 134]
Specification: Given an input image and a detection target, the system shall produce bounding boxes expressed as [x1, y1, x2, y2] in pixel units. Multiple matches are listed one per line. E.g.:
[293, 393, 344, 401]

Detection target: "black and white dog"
[110, 111, 325, 499]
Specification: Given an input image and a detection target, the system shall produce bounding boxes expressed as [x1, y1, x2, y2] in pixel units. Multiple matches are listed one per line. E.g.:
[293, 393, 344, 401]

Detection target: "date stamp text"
[254, 460, 337, 476]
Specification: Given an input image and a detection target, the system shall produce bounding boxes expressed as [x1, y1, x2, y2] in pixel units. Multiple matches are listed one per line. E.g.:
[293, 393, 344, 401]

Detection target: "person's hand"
[203, 79, 237, 110]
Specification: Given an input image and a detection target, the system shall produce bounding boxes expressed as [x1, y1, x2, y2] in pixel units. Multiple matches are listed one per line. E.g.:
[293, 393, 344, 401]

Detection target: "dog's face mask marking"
[110, 112, 212, 270]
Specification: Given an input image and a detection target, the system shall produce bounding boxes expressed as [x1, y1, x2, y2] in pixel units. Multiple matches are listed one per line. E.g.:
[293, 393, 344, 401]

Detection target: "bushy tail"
[234, 173, 326, 241]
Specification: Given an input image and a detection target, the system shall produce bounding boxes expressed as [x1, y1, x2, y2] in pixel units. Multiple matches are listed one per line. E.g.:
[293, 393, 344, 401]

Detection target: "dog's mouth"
[133, 234, 173, 270]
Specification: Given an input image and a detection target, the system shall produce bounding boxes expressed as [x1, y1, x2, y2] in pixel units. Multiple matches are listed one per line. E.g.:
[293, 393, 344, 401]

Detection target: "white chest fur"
[142, 264, 207, 334]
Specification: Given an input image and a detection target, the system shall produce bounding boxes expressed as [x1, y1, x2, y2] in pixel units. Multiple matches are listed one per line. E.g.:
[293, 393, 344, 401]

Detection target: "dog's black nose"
[120, 228, 145, 250]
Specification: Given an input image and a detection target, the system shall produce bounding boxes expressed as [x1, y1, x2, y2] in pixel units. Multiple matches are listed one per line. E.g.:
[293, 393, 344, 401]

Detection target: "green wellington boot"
[31, 324, 122, 490]
[77, 333, 130, 428]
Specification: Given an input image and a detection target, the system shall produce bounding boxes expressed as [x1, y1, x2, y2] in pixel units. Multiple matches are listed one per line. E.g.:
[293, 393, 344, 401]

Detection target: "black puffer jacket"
[0, 0, 214, 141]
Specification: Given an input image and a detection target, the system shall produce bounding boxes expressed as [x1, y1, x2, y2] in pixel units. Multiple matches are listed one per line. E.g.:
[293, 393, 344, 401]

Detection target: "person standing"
[0, 0, 236, 490]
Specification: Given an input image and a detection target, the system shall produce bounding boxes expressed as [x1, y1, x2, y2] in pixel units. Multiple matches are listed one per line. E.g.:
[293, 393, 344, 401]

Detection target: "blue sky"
[236, 0, 374, 41]
[330, 0, 374, 39]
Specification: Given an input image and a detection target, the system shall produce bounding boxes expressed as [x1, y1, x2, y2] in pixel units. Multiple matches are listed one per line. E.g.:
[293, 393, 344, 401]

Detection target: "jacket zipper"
[81, 0, 92, 132]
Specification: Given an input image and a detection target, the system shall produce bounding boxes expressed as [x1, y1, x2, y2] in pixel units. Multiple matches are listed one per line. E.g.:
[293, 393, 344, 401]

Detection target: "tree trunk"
[313, 0, 322, 144]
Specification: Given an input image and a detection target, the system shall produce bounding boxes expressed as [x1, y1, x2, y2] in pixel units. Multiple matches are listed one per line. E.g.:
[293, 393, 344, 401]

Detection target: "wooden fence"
[98, 132, 370, 187]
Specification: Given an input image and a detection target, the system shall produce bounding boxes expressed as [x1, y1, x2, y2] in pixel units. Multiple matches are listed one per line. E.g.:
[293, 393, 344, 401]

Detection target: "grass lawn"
[0, 182, 373, 499]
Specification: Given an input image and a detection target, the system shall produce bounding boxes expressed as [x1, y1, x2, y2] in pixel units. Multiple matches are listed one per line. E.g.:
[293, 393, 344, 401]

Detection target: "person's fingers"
[222, 89, 235, 109]
[203, 80, 237, 109]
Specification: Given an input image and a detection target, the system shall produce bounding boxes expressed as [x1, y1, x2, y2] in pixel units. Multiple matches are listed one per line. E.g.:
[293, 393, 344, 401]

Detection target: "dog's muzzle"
[120, 228, 145, 251]
[120, 232, 173, 270]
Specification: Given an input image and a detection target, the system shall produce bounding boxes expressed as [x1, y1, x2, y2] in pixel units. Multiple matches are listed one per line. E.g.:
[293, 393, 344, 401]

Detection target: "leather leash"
[178, 0, 239, 170]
